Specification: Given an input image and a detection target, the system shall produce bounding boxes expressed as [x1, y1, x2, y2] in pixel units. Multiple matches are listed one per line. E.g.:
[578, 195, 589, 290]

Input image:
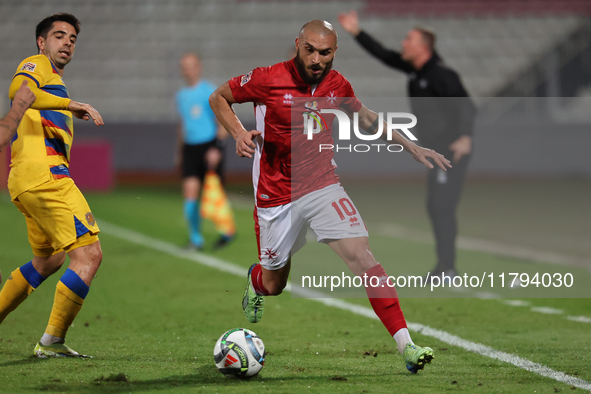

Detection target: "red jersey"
[229, 59, 362, 208]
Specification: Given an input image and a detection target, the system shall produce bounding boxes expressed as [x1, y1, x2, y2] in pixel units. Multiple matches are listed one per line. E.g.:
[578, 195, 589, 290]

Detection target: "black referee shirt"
[355, 30, 476, 151]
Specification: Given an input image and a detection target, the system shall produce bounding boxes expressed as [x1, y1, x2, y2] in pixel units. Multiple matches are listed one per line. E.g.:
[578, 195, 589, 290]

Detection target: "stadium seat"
[0, 0, 583, 122]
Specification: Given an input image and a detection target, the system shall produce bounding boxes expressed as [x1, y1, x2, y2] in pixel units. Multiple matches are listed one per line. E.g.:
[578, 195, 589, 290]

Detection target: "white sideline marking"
[375, 223, 591, 269]
[403, 323, 591, 392]
[531, 307, 564, 315]
[99, 221, 245, 278]
[99, 220, 591, 392]
[503, 300, 531, 307]
[473, 291, 500, 299]
[501, 301, 591, 324]
[567, 316, 591, 323]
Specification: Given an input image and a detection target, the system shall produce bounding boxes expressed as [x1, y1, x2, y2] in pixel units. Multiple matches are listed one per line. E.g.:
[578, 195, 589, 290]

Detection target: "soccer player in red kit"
[210, 20, 451, 373]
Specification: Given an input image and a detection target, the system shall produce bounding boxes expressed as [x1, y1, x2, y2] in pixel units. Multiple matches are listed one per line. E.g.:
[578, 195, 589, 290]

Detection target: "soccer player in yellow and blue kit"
[0, 13, 105, 358]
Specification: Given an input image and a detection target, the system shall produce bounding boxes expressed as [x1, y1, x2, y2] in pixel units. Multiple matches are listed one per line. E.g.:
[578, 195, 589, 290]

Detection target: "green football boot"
[34, 341, 91, 358]
[403, 342, 434, 373]
[242, 264, 265, 323]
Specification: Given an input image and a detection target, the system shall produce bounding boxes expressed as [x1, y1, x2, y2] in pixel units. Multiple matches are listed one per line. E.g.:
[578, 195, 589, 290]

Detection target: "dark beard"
[294, 50, 333, 85]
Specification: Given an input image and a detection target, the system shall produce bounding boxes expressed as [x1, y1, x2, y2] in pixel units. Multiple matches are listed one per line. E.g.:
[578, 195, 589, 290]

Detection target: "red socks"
[251, 264, 270, 296]
[364, 263, 407, 336]
[251, 262, 407, 337]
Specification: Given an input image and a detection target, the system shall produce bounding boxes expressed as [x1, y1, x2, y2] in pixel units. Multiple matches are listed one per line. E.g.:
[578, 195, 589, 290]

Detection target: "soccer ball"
[213, 328, 265, 379]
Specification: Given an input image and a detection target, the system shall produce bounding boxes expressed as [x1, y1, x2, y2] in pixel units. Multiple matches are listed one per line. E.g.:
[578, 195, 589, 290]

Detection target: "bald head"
[181, 52, 199, 64]
[180, 52, 202, 86]
[294, 20, 338, 85]
[299, 20, 338, 43]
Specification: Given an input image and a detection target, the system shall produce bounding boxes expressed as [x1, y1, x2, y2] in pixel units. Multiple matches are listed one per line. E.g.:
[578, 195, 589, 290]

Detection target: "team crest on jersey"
[240, 71, 253, 86]
[304, 101, 318, 110]
[303, 101, 329, 136]
[326, 91, 337, 105]
[85, 212, 96, 226]
[21, 62, 36, 72]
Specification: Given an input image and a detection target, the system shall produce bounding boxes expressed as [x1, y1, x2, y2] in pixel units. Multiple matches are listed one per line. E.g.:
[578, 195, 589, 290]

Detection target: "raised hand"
[337, 10, 361, 36]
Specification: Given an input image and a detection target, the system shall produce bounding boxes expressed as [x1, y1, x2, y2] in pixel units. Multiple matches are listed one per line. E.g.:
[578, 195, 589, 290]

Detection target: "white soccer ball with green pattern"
[213, 328, 265, 379]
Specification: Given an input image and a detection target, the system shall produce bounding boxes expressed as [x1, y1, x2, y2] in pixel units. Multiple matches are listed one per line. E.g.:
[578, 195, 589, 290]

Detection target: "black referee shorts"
[182, 141, 224, 183]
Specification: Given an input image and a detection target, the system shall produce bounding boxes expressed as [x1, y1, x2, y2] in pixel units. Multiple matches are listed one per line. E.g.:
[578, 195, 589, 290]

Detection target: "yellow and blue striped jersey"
[8, 54, 74, 199]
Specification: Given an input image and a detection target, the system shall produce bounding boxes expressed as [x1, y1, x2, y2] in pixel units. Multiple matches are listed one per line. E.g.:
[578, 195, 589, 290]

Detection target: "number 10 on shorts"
[331, 198, 357, 220]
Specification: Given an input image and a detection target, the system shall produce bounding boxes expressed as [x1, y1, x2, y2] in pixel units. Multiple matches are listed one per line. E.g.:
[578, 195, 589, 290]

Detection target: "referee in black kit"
[339, 11, 476, 279]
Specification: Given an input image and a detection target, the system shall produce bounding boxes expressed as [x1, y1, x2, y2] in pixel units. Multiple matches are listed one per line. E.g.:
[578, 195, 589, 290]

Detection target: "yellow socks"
[1, 263, 90, 344]
[0, 262, 46, 323]
[45, 269, 89, 339]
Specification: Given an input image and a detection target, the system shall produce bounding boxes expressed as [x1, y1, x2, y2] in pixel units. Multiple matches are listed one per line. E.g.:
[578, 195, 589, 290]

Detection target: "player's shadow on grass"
[0, 355, 46, 367]
[33, 364, 379, 393]
[34, 364, 254, 393]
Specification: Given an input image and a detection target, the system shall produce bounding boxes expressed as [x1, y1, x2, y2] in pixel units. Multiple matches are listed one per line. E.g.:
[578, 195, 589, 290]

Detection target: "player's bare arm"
[209, 81, 261, 158]
[356, 104, 452, 171]
[0, 81, 36, 151]
[8, 77, 104, 126]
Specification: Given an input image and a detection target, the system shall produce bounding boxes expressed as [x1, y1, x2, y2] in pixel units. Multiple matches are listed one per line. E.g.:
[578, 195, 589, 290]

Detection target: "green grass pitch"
[0, 179, 590, 393]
